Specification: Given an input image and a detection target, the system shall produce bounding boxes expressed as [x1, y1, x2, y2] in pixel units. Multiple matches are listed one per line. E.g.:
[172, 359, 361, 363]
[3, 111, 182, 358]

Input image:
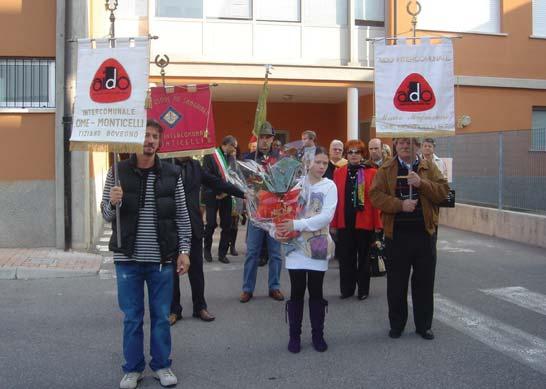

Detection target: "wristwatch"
[180, 250, 190, 256]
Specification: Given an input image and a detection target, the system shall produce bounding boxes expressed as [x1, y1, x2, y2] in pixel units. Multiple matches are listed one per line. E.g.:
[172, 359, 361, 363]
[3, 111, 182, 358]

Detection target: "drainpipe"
[55, 0, 69, 249]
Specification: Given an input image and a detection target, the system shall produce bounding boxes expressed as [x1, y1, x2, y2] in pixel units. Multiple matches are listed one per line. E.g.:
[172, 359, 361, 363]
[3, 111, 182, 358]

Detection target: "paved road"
[1, 227, 545, 389]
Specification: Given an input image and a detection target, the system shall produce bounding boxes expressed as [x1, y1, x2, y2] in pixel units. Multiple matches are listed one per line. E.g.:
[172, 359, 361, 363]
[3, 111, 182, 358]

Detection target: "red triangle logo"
[89, 58, 132, 103]
[393, 73, 436, 112]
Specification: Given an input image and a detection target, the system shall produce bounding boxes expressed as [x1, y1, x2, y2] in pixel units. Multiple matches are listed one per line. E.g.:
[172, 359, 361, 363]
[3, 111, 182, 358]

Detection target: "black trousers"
[385, 227, 437, 333]
[204, 196, 232, 257]
[171, 236, 207, 315]
[289, 269, 325, 300]
[337, 228, 373, 297]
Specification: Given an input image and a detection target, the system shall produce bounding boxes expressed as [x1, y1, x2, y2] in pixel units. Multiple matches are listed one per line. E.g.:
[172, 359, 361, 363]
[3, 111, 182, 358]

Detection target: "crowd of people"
[102, 120, 450, 389]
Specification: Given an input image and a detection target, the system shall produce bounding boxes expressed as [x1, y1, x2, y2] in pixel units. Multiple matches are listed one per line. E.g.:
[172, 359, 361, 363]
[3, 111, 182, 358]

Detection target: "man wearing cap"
[240, 121, 284, 303]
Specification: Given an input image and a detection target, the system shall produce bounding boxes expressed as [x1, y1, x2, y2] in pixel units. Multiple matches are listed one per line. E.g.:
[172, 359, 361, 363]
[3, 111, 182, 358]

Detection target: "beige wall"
[0, 0, 56, 57]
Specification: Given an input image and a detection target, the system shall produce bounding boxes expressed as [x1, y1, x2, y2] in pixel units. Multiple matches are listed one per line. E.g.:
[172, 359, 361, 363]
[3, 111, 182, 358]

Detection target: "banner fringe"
[375, 130, 455, 138]
[70, 141, 143, 153]
[158, 148, 216, 159]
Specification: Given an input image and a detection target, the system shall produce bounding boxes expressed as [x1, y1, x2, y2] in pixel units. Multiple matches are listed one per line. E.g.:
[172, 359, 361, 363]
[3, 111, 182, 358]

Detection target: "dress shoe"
[340, 293, 353, 299]
[193, 309, 215, 322]
[388, 329, 402, 338]
[218, 256, 230, 264]
[357, 294, 369, 300]
[240, 291, 253, 303]
[229, 246, 239, 256]
[269, 289, 285, 301]
[204, 250, 213, 262]
[169, 313, 182, 326]
[416, 329, 435, 340]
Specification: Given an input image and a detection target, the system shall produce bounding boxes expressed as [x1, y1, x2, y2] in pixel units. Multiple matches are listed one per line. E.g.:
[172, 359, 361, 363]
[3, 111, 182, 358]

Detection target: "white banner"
[374, 38, 455, 137]
[70, 37, 150, 152]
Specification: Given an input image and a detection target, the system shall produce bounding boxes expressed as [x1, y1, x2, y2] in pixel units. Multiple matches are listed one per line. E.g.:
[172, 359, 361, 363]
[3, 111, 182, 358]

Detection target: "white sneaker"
[120, 372, 143, 389]
[153, 368, 178, 387]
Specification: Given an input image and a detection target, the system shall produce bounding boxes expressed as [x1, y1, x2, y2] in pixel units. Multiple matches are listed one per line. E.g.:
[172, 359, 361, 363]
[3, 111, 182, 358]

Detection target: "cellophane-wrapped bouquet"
[230, 153, 306, 240]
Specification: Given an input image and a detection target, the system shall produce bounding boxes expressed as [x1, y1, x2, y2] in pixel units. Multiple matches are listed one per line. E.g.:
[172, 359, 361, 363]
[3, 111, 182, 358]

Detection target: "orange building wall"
[0, 0, 56, 57]
[456, 87, 546, 133]
[0, 114, 55, 180]
[212, 101, 348, 151]
[392, 0, 546, 79]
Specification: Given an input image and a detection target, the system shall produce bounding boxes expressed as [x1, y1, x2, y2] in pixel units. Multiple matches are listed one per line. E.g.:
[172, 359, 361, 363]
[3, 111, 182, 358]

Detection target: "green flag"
[252, 76, 269, 137]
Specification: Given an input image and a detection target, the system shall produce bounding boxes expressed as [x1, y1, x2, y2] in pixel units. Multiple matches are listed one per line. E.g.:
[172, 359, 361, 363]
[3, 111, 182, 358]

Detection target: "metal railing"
[435, 129, 546, 215]
[0, 58, 56, 108]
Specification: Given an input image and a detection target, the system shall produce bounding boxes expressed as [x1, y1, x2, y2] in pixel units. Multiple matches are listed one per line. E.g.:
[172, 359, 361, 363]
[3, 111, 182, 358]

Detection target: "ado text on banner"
[374, 38, 455, 138]
[70, 38, 150, 152]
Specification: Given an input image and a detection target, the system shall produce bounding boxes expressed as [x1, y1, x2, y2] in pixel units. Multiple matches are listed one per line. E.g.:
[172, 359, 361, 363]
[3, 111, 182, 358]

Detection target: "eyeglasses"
[331, 148, 343, 152]
[347, 149, 361, 155]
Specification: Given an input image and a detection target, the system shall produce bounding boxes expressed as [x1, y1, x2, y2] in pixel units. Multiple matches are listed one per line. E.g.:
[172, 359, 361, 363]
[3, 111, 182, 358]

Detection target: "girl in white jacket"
[275, 146, 338, 353]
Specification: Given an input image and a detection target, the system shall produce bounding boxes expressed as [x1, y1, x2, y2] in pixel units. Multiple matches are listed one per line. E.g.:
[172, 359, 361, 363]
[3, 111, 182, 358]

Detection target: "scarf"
[348, 164, 365, 210]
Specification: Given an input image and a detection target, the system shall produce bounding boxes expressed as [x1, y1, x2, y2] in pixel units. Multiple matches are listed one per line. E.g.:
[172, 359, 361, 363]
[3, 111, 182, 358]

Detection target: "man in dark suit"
[202, 135, 239, 264]
[170, 156, 244, 324]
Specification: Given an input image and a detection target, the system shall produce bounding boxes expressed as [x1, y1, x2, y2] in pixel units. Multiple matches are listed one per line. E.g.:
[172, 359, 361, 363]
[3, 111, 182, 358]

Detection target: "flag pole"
[105, 0, 122, 248]
[407, 0, 421, 199]
[253, 64, 272, 162]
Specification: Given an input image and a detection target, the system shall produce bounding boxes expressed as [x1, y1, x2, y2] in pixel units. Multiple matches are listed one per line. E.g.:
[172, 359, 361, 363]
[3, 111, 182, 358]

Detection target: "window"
[0, 58, 55, 109]
[156, 0, 203, 18]
[531, 108, 546, 151]
[207, 0, 252, 19]
[355, 0, 384, 26]
[118, 0, 148, 17]
[417, 0, 500, 34]
[304, 0, 347, 26]
[533, 0, 546, 37]
[256, 0, 300, 22]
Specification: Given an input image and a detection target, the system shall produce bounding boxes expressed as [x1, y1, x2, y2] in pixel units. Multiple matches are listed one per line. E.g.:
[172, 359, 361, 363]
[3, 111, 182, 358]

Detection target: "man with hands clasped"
[370, 137, 449, 341]
[102, 120, 192, 389]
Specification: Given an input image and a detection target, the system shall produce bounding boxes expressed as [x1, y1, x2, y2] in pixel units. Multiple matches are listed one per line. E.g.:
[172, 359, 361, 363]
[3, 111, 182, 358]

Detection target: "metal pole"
[498, 132, 504, 210]
[105, 0, 122, 247]
[406, 1, 421, 199]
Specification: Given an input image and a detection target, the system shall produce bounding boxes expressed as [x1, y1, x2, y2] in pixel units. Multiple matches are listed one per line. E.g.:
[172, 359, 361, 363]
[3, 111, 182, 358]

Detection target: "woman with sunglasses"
[331, 139, 382, 300]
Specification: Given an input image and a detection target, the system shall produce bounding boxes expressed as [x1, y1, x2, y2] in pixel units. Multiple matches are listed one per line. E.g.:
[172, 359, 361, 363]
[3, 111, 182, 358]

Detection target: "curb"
[0, 267, 100, 280]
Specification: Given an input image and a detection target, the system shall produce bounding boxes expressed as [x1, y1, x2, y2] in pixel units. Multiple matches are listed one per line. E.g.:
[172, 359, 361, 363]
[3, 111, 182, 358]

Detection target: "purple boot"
[309, 299, 328, 352]
[285, 300, 304, 353]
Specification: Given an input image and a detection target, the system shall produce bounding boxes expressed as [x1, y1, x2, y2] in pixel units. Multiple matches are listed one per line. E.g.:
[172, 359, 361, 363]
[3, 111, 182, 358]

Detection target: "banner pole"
[105, 0, 122, 248]
[154, 54, 170, 88]
[406, 1, 421, 199]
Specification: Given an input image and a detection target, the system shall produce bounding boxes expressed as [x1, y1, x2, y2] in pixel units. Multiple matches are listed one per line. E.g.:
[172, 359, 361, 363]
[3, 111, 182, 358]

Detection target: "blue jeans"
[115, 262, 173, 373]
[242, 222, 282, 293]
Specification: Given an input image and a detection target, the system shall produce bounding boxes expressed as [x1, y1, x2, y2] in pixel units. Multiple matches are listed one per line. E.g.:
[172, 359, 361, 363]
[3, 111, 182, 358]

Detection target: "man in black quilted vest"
[101, 120, 191, 389]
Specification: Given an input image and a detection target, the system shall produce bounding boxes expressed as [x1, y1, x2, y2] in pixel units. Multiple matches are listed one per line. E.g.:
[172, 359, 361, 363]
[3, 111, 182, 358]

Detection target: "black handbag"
[439, 189, 455, 208]
[369, 232, 387, 277]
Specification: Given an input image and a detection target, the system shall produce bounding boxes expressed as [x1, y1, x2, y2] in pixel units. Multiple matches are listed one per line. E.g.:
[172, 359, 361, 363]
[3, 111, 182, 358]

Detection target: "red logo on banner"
[394, 73, 436, 112]
[89, 58, 131, 103]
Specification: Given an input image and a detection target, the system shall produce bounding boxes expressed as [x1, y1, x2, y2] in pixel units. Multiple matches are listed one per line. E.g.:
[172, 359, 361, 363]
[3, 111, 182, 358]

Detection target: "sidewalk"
[0, 248, 102, 280]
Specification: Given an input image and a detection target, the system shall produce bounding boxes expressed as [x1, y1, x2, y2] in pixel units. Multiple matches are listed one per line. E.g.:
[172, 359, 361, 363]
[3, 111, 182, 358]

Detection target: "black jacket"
[175, 158, 244, 239]
[324, 161, 336, 180]
[109, 155, 181, 261]
[244, 149, 279, 165]
[202, 150, 236, 204]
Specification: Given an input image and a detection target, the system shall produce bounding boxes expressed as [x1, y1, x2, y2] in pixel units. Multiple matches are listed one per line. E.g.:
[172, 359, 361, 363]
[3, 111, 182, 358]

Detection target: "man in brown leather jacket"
[370, 137, 449, 340]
